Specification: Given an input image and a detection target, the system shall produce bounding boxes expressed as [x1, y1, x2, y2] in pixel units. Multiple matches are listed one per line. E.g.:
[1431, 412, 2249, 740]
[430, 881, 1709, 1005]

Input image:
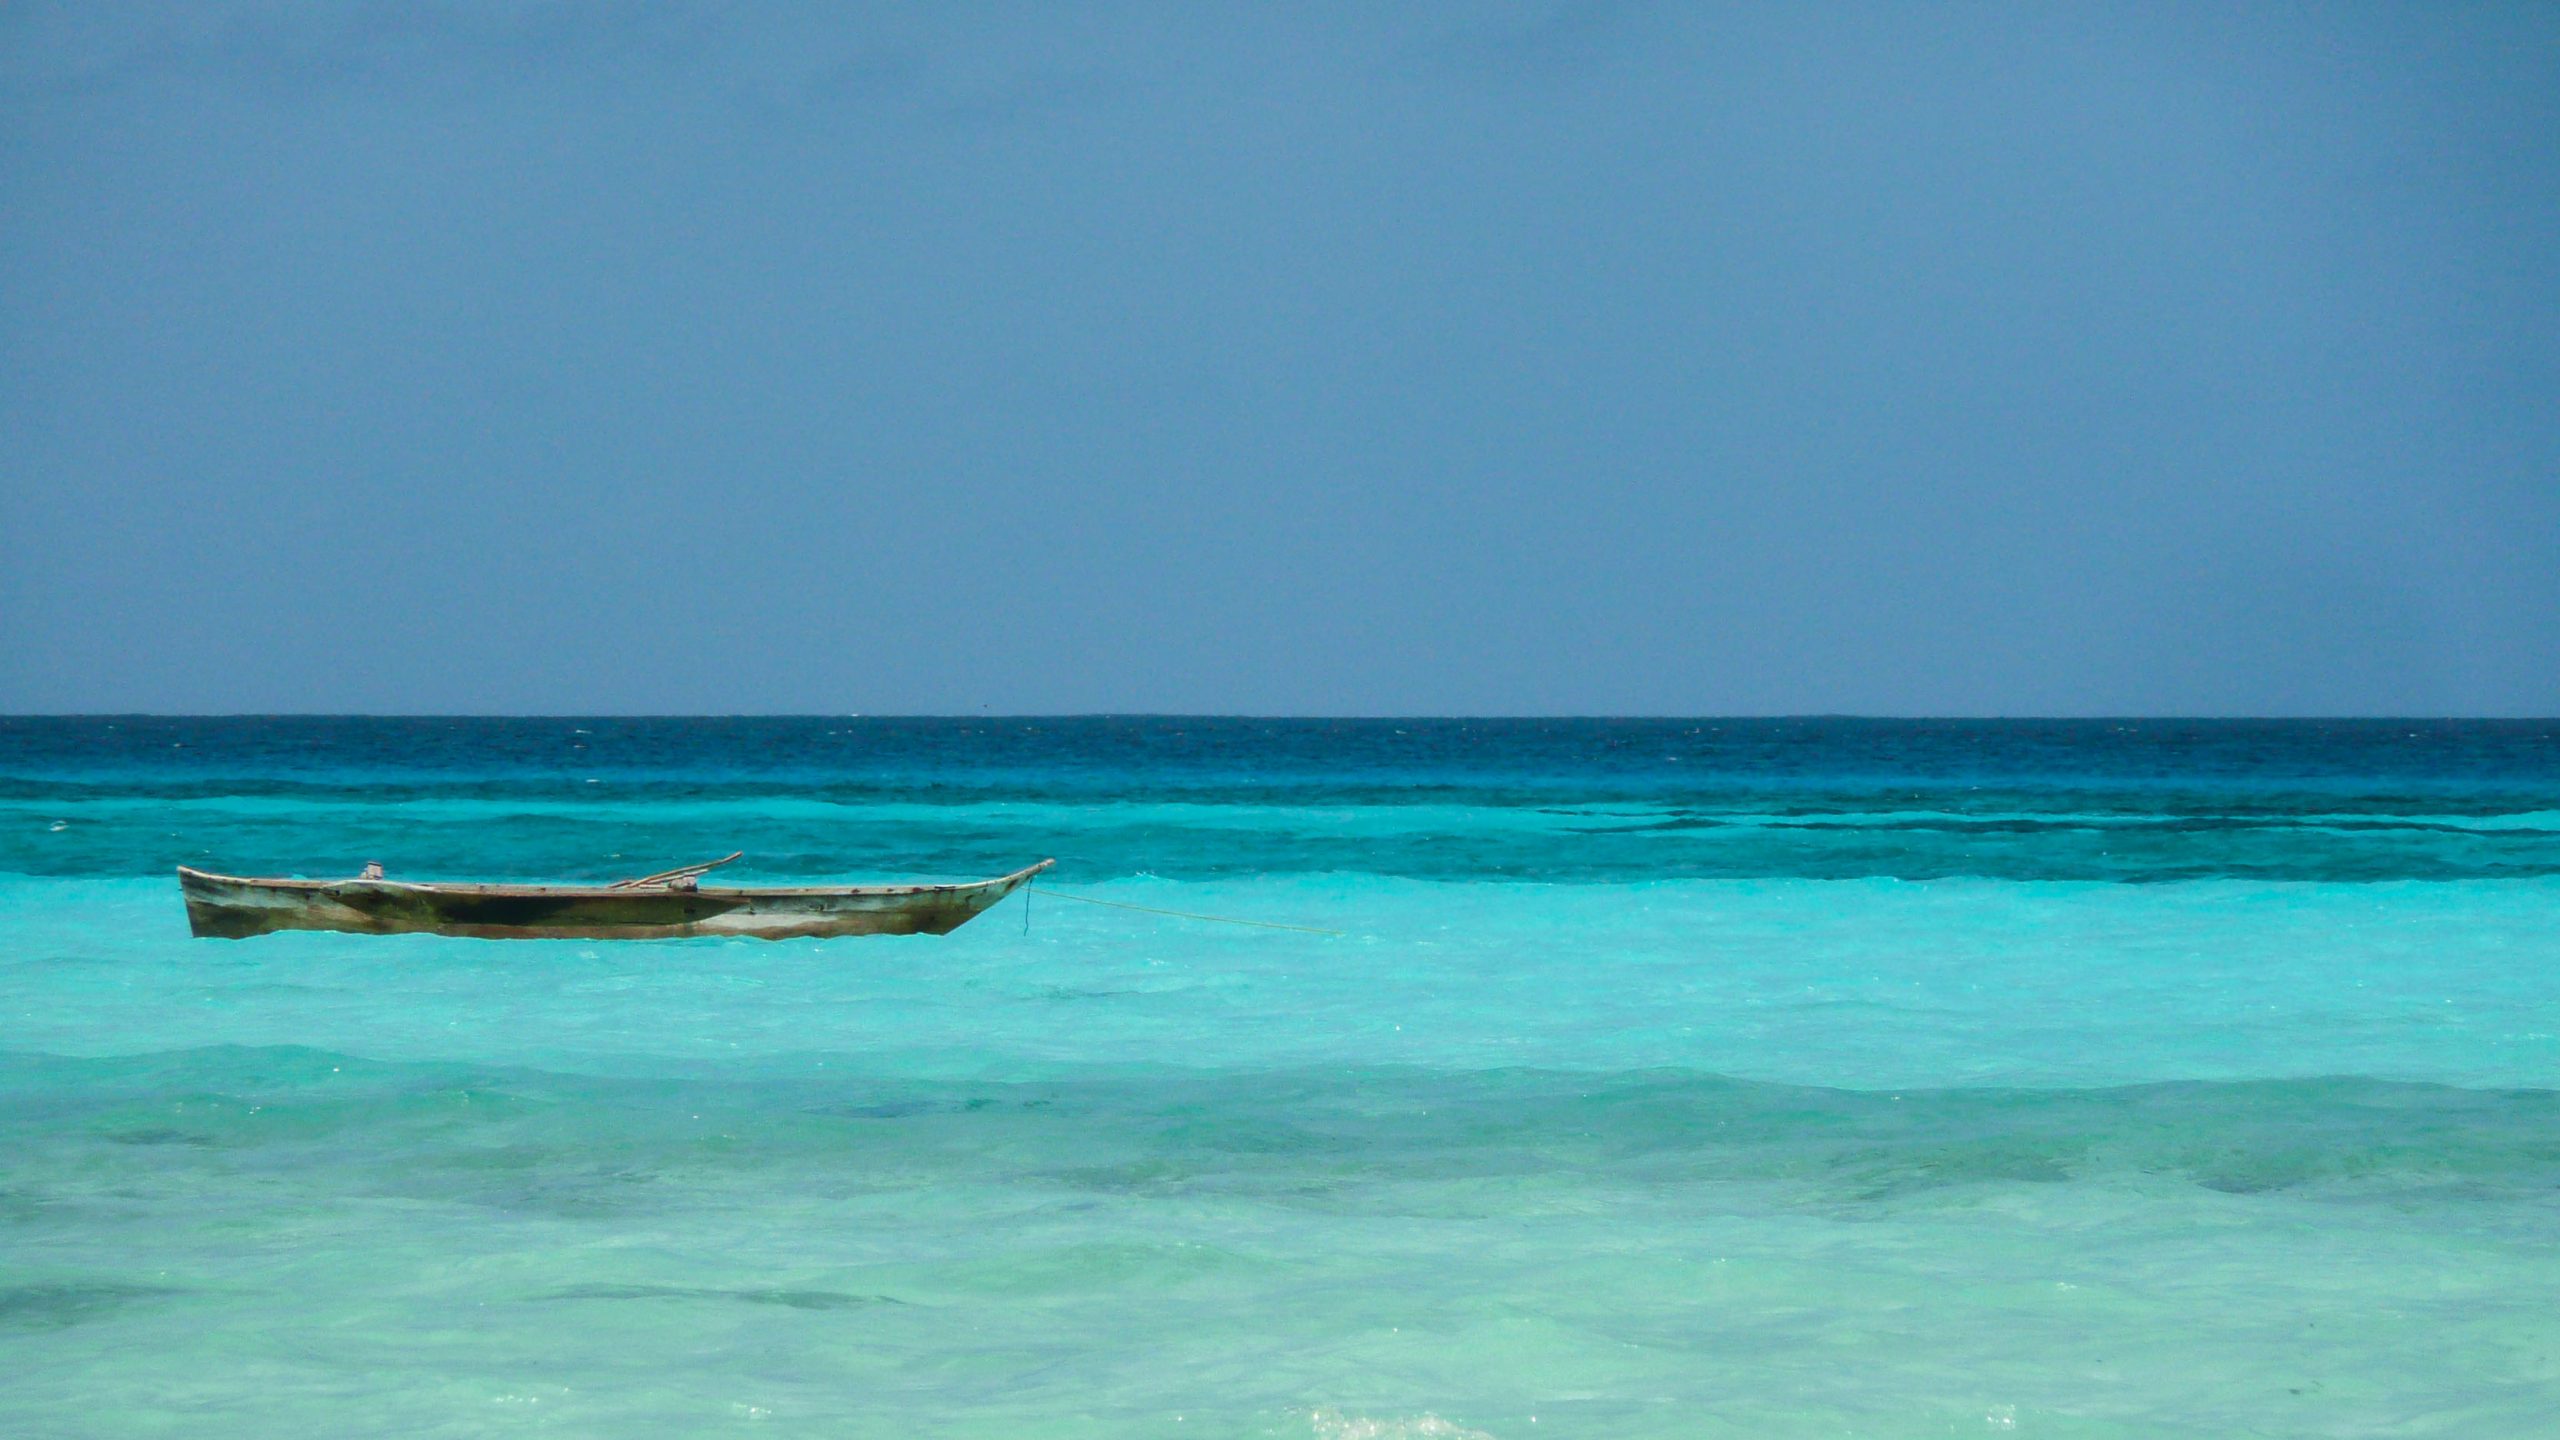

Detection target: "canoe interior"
[178, 861, 1053, 941]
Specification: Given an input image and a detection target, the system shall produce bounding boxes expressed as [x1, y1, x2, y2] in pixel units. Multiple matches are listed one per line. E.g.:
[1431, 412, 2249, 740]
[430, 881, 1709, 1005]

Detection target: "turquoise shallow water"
[5, 718, 2559, 1436]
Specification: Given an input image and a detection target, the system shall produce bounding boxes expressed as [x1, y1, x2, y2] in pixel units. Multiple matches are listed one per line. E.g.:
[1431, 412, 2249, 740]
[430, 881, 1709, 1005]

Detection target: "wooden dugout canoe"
[177, 857, 1054, 941]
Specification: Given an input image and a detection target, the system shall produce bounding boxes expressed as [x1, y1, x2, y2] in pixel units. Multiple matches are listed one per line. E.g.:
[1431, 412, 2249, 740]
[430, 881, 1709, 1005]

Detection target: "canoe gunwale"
[174, 860, 1053, 900]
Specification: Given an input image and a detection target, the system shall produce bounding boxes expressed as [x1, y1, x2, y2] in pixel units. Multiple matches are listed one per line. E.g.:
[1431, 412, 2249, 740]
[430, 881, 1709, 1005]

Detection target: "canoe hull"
[178, 862, 1051, 941]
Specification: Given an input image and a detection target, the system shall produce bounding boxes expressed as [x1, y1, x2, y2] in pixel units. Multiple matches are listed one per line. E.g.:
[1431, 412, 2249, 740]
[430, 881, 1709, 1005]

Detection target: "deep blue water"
[7, 716, 2559, 883]
[5, 718, 2558, 1437]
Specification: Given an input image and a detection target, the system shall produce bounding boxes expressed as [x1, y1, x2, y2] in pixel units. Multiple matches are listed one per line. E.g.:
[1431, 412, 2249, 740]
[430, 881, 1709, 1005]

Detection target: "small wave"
[534, 1284, 895, 1310]
[0, 1281, 188, 1330]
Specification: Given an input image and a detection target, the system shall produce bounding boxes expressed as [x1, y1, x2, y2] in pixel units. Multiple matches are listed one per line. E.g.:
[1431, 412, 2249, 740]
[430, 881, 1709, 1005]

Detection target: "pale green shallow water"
[5, 718, 2559, 1436]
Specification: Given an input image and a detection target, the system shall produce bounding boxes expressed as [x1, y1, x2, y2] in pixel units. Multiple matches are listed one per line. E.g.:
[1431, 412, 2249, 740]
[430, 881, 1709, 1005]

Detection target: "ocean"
[4, 717, 2557, 1437]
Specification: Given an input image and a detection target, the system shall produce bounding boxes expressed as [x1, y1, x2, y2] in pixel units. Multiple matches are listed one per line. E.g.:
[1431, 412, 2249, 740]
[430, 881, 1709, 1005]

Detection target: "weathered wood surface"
[178, 860, 1052, 940]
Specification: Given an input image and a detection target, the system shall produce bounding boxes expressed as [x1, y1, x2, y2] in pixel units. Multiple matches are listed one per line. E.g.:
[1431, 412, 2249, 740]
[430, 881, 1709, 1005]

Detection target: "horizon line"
[4, 712, 2555, 724]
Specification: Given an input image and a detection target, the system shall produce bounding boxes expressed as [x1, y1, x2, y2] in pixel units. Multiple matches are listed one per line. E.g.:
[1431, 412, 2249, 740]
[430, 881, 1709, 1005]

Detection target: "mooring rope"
[1026, 885, 1345, 936]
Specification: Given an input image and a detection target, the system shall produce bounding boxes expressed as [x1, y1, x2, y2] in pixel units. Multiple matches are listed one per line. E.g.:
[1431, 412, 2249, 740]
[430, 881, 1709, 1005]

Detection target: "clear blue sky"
[3, 3, 2554, 715]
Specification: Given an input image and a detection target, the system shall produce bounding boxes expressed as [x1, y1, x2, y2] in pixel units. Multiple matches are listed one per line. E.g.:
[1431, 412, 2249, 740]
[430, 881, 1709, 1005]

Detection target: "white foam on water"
[1309, 1407, 1499, 1440]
